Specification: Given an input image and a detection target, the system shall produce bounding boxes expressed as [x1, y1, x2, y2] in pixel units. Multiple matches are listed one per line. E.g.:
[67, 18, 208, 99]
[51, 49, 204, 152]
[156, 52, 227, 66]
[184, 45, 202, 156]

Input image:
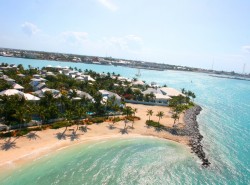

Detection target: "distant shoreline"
[1, 49, 249, 78]
[209, 74, 250, 82]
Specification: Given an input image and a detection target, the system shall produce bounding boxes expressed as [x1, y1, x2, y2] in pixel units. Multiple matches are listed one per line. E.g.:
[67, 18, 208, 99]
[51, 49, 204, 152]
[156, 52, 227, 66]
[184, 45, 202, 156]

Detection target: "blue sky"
[0, 0, 250, 73]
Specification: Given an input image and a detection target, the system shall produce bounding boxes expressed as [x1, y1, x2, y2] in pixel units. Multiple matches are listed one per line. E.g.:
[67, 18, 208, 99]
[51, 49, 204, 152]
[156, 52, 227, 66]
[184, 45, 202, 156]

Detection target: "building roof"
[34, 88, 61, 98]
[160, 87, 184, 97]
[12, 83, 24, 90]
[0, 89, 40, 101]
[75, 76, 84, 80]
[36, 83, 46, 89]
[76, 90, 94, 100]
[83, 75, 95, 82]
[0, 89, 22, 96]
[5, 78, 15, 82]
[99, 90, 121, 100]
[23, 93, 40, 101]
[142, 88, 162, 95]
[154, 93, 171, 100]
[17, 74, 25, 77]
[132, 80, 145, 86]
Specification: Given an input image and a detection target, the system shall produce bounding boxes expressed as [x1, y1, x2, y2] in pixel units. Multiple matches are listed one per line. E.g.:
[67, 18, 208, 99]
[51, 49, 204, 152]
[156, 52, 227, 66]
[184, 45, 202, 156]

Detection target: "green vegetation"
[156, 111, 164, 126]
[169, 94, 195, 126]
[89, 117, 108, 124]
[146, 120, 164, 128]
[144, 90, 196, 128]
[146, 109, 153, 121]
[51, 121, 71, 129]
[0, 63, 197, 139]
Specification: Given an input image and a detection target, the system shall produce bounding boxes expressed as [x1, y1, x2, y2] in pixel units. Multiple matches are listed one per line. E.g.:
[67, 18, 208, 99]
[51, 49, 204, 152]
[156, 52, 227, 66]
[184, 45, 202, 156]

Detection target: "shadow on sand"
[79, 125, 90, 133]
[107, 124, 116, 130]
[119, 128, 129, 134]
[1, 137, 19, 151]
[69, 131, 80, 141]
[26, 132, 40, 140]
[56, 132, 67, 140]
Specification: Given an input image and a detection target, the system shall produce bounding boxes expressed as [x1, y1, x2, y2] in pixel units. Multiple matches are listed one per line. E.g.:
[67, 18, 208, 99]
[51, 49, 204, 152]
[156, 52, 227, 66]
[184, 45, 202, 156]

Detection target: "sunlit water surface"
[0, 57, 249, 184]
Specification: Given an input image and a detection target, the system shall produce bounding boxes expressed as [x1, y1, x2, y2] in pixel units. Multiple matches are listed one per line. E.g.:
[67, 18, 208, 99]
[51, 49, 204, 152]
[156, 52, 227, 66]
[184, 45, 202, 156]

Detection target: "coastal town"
[1, 47, 249, 79]
[0, 62, 210, 168]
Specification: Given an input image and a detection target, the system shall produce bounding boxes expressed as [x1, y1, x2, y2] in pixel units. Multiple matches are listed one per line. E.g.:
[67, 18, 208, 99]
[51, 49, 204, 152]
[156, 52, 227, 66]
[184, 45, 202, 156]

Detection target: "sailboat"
[135, 68, 141, 77]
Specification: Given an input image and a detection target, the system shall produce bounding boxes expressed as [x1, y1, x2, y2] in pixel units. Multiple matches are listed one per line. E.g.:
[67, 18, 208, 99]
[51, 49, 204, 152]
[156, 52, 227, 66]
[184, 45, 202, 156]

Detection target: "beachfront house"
[142, 88, 171, 105]
[99, 90, 122, 106]
[68, 89, 94, 102]
[0, 89, 40, 101]
[160, 87, 184, 97]
[5, 78, 16, 85]
[76, 90, 94, 102]
[30, 76, 47, 91]
[12, 83, 24, 91]
[132, 80, 146, 86]
[33, 88, 61, 98]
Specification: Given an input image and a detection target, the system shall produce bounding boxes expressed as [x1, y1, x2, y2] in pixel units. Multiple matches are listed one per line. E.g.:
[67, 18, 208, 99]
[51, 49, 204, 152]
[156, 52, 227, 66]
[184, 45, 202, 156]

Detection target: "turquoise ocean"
[0, 56, 249, 184]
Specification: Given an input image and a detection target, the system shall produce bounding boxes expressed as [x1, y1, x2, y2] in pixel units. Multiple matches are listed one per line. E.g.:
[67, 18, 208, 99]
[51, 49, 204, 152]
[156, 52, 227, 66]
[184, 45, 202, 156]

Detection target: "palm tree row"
[146, 109, 165, 127]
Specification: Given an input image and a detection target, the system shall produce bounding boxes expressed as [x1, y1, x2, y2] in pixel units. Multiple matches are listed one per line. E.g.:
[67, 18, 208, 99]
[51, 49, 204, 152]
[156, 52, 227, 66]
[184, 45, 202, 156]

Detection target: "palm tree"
[146, 109, 153, 121]
[13, 108, 25, 130]
[156, 111, 164, 127]
[123, 106, 132, 118]
[171, 113, 179, 127]
[181, 88, 186, 94]
[68, 89, 78, 99]
[131, 108, 137, 128]
[65, 110, 74, 125]
[123, 106, 132, 128]
[37, 106, 47, 125]
[74, 107, 86, 131]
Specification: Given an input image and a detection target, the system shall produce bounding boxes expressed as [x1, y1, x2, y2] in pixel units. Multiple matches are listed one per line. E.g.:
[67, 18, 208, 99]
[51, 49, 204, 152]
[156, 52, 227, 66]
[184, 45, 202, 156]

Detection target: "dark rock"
[183, 105, 211, 167]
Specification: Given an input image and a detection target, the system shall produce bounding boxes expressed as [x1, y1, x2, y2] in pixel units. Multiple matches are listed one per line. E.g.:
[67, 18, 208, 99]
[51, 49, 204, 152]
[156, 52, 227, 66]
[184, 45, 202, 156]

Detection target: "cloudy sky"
[0, 0, 250, 73]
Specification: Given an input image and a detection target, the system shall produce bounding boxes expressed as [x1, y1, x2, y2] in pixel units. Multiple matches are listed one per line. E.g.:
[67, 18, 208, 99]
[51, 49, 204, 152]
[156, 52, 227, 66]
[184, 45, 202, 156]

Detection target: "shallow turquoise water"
[1, 57, 250, 184]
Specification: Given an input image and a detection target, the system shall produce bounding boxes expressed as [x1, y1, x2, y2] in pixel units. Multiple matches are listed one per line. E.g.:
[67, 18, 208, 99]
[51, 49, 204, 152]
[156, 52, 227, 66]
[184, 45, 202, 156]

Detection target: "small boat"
[135, 68, 141, 77]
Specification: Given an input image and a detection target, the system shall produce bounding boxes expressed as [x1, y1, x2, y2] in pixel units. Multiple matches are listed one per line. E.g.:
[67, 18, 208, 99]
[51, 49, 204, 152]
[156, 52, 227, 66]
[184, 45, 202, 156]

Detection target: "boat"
[135, 68, 141, 77]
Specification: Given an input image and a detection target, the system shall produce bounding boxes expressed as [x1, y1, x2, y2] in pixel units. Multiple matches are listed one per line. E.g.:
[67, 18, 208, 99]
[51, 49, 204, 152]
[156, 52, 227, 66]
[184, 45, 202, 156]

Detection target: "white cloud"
[242, 45, 250, 53]
[98, 0, 118, 11]
[103, 35, 143, 51]
[60, 31, 88, 45]
[21, 22, 40, 36]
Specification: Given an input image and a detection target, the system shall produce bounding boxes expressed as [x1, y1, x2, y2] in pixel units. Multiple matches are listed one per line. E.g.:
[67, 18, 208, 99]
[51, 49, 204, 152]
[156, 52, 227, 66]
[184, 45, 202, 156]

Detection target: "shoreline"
[0, 104, 190, 173]
[184, 105, 210, 167]
[0, 103, 208, 174]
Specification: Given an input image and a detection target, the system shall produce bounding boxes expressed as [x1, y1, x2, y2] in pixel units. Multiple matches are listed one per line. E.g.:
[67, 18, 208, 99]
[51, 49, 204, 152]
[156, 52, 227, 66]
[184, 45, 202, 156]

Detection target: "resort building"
[99, 90, 122, 106]
[33, 88, 61, 98]
[12, 83, 24, 91]
[160, 87, 184, 97]
[0, 89, 40, 101]
[142, 88, 171, 105]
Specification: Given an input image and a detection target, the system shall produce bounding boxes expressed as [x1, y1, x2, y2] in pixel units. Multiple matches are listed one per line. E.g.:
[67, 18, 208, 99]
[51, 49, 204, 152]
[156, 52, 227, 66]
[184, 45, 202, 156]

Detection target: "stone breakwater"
[184, 105, 210, 167]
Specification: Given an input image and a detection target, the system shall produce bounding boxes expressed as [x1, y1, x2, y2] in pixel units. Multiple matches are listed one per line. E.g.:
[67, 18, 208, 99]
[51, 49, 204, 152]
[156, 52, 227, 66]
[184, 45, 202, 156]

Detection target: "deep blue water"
[1, 56, 250, 184]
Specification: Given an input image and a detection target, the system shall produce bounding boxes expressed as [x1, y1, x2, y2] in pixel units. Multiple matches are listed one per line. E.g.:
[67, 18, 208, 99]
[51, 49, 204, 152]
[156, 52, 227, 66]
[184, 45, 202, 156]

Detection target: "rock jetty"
[184, 105, 211, 167]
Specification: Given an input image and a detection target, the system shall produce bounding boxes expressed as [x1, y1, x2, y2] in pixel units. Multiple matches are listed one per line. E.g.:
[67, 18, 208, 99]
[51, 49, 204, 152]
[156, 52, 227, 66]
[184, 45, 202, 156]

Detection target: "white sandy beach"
[0, 104, 189, 172]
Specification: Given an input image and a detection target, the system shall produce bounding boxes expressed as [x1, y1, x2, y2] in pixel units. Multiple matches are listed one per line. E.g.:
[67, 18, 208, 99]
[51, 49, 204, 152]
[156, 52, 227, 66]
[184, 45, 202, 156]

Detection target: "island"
[0, 63, 210, 171]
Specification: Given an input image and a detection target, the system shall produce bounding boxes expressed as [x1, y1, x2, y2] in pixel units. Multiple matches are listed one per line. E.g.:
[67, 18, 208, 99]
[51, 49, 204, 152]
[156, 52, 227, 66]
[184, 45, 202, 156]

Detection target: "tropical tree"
[68, 89, 78, 99]
[123, 106, 133, 118]
[37, 106, 48, 124]
[146, 109, 153, 121]
[65, 110, 74, 125]
[123, 106, 132, 128]
[171, 113, 179, 127]
[131, 108, 137, 128]
[74, 106, 86, 131]
[181, 88, 186, 94]
[13, 106, 31, 130]
[156, 111, 164, 127]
